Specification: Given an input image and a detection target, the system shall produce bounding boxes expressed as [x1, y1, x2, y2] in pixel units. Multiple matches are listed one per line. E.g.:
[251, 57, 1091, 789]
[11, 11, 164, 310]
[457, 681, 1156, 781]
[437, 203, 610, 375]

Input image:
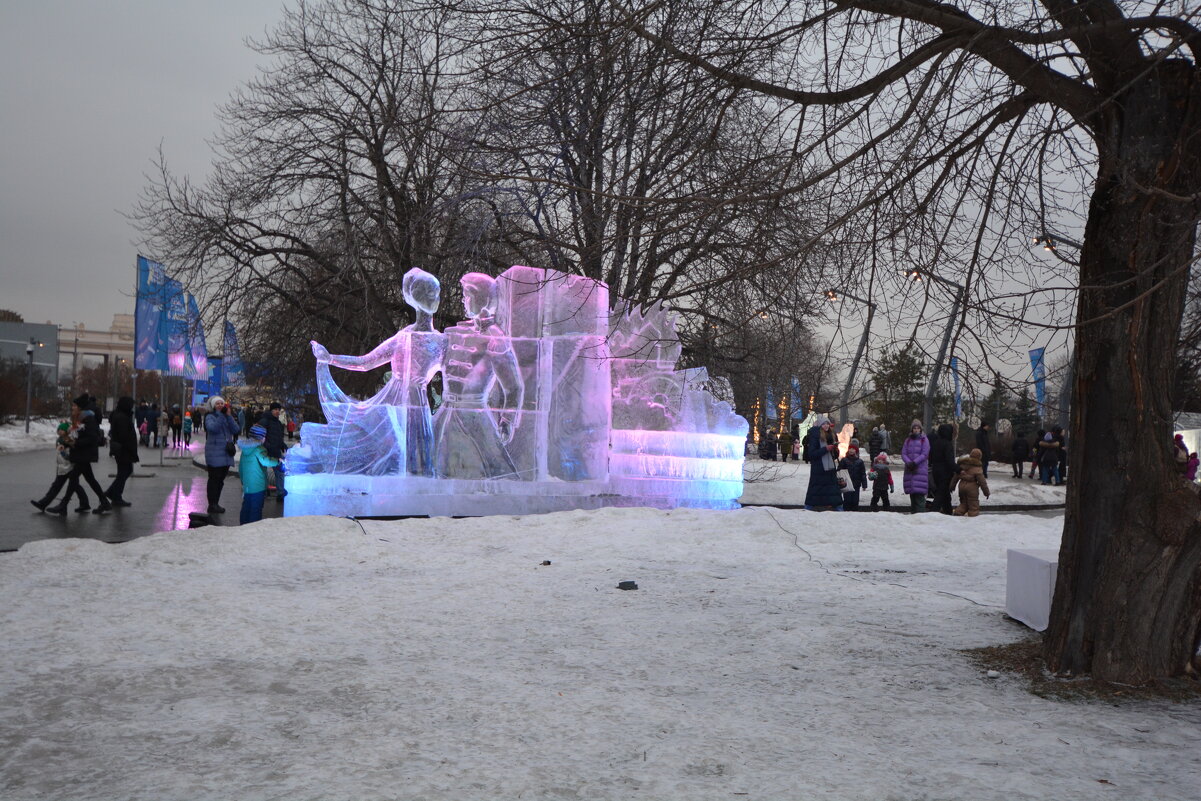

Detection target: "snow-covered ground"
[740, 456, 1067, 507]
[2, 507, 1196, 800]
[0, 416, 116, 456]
[0, 418, 64, 454]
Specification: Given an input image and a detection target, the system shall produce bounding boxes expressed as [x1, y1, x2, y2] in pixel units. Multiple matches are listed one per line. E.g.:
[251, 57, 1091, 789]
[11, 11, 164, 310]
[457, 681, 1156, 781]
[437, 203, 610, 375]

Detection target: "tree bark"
[1046, 60, 1201, 683]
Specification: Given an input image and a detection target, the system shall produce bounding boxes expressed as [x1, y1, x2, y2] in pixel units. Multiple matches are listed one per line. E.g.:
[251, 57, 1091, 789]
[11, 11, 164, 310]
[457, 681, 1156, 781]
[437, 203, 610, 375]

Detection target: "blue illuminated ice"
[285, 265, 748, 517]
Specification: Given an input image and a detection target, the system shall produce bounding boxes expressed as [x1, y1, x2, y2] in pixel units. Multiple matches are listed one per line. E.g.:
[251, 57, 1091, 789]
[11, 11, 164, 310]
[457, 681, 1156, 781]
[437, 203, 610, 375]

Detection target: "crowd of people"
[786, 416, 1201, 514]
[790, 417, 1064, 515]
[30, 394, 296, 525]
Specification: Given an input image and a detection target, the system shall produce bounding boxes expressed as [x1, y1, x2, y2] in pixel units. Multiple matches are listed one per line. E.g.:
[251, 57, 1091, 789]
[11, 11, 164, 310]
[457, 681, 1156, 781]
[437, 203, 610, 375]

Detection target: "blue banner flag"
[951, 357, 962, 419]
[135, 256, 168, 371]
[186, 294, 208, 381]
[790, 377, 806, 419]
[222, 321, 245, 386]
[193, 356, 223, 402]
[1029, 347, 1046, 420]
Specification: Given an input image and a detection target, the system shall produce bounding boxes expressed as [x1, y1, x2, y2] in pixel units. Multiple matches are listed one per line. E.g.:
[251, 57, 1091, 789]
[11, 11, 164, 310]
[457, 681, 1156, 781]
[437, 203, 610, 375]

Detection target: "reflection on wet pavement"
[1, 441, 283, 551]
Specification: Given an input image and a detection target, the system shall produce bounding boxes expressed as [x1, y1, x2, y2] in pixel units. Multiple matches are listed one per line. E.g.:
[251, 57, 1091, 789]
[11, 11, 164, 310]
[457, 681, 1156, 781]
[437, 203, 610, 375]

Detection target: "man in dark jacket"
[868, 427, 883, 461]
[974, 421, 992, 477]
[1011, 432, 1031, 478]
[929, 423, 959, 515]
[146, 403, 161, 448]
[259, 402, 288, 499]
[105, 395, 139, 506]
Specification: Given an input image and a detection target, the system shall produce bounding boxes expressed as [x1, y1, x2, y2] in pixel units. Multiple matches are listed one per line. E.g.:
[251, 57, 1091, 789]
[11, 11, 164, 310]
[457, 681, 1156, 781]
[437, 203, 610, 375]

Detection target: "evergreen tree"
[1011, 387, 1038, 434]
[866, 347, 926, 433]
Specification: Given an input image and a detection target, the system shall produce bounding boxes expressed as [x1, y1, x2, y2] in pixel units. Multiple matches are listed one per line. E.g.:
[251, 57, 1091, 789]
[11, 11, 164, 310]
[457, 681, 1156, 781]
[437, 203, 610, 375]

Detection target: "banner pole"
[159, 375, 165, 467]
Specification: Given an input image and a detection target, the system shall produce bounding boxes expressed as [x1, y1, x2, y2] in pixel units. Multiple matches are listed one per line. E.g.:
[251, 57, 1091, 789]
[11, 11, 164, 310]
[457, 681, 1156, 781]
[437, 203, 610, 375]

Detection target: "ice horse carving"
[284, 265, 748, 517]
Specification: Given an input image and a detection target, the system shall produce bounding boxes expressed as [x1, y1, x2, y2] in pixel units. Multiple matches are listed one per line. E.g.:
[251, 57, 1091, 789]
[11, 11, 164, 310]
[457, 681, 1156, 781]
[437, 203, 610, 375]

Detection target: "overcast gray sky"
[0, 0, 285, 330]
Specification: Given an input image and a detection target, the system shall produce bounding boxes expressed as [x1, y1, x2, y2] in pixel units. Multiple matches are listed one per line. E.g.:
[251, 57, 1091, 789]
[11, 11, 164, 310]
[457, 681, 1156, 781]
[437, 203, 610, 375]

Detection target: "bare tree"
[611, 0, 1201, 682]
[451, 0, 823, 308]
[135, 0, 505, 397]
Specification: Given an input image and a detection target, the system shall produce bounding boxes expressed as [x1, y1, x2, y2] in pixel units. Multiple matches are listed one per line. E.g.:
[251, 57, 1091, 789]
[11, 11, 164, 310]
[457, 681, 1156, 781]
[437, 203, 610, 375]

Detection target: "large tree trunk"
[1046, 61, 1201, 683]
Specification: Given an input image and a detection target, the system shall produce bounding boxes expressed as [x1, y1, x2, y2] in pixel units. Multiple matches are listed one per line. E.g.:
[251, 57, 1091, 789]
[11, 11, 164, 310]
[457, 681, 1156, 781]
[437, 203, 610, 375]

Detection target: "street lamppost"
[25, 337, 43, 434]
[825, 288, 878, 426]
[904, 270, 966, 435]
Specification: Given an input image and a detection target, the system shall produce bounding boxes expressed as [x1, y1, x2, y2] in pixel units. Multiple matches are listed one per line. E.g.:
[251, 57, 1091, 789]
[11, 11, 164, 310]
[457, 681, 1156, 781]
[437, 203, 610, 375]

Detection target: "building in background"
[0, 321, 60, 386]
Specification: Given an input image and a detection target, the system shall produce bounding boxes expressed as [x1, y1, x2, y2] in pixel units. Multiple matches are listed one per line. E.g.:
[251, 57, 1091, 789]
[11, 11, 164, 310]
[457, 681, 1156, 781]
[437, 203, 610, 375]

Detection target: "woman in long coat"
[804, 419, 844, 510]
[901, 420, 931, 513]
[204, 395, 243, 515]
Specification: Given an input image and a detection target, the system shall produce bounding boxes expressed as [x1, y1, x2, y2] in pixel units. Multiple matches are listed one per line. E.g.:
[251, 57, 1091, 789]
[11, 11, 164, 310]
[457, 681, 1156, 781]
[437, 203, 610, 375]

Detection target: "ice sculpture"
[433, 273, 524, 479]
[290, 268, 446, 476]
[284, 265, 748, 517]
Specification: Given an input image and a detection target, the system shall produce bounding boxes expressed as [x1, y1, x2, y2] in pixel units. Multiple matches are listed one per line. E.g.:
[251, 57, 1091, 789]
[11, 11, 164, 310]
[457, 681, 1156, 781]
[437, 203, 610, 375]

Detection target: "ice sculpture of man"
[310, 267, 447, 475]
[433, 272, 525, 479]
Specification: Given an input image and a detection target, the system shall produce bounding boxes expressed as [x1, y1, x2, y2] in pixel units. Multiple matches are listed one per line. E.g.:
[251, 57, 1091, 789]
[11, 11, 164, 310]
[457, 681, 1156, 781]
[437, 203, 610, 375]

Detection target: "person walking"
[803, 418, 844, 511]
[1174, 433, 1190, 473]
[868, 452, 894, 510]
[1011, 431, 1031, 478]
[146, 402, 161, 448]
[1037, 432, 1060, 484]
[839, 444, 868, 511]
[48, 395, 111, 515]
[877, 423, 893, 456]
[182, 411, 194, 447]
[974, 420, 992, 477]
[1029, 428, 1045, 479]
[169, 405, 183, 448]
[1052, 426, 1069, 484]
[950, 448, 991, 516]
[778, 428, 794, 466]
[901, 420, 930, 513]
[104, 395, 138, 507]
[259, 402, 289, 499]
[204, 395, 242, 515]
[868, 426, 883, 461]
[929, 423, 959, 515]
[30, 422, 88, 513]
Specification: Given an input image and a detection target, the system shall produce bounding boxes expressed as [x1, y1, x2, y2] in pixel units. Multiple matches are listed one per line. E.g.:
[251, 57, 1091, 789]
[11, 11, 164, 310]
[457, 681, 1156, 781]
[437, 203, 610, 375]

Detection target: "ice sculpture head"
[403, 267, 440, 315]
[461, 272, 498, 319]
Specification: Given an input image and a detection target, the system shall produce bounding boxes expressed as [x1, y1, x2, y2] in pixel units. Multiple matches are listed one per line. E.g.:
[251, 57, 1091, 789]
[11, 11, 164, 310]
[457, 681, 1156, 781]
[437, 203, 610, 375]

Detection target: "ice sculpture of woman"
[310, 267, 447, 475]
[432, 272, 525, 479]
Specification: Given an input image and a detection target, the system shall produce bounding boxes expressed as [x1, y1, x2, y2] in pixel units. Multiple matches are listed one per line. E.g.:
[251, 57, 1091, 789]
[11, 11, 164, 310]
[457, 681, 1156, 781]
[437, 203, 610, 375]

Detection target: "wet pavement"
[1, 441, 284, 552]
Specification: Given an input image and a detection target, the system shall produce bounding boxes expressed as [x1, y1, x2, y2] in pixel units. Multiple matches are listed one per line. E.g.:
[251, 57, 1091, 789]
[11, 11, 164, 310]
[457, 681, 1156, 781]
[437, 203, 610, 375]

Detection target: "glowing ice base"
[286, 430, 746, 517]
[285, 265, 748, 518]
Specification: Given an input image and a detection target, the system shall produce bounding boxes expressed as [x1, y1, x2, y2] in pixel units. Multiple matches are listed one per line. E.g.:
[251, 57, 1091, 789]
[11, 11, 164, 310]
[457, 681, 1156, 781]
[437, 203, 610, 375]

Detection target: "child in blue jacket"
[239, 424, 280, 525]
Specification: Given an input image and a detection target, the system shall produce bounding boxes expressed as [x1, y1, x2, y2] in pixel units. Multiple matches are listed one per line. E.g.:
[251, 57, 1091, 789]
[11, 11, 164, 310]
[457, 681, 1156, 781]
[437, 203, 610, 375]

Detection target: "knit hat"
[57, 422, 70, 432]
[1044, 432, 1054, 441]
[208, 395, 225, 410]
[249, 424, 267, 440]
[848, 444, 859, 455]
[72, 393, 91, 409]
[269, 402, 283, 411]
[970, 448, 982, 459]
[910, 419, 922, 430]
[875, 451, 888, 462]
